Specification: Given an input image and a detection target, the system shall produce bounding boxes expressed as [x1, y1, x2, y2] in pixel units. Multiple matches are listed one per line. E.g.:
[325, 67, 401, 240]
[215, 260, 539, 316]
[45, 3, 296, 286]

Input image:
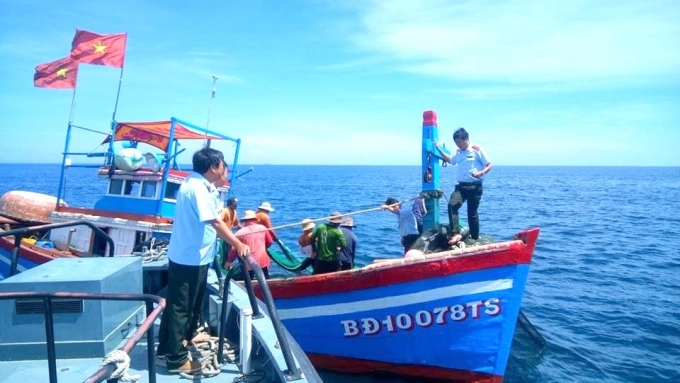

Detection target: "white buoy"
[239, 306, 253, 374]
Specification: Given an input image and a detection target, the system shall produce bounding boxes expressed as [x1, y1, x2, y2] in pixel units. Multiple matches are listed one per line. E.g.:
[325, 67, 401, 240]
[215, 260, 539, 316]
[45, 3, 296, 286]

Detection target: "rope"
[100, 349, 140, 382]
[177, 330, 236, 380]
[131, 239, 168, 263]
[267, 195, 424, 232]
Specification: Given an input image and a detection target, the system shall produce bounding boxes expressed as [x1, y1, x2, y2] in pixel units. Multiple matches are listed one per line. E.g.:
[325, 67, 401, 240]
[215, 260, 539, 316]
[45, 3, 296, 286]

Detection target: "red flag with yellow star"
[34, 56, 79, 89]
[71, 29, 127, 68]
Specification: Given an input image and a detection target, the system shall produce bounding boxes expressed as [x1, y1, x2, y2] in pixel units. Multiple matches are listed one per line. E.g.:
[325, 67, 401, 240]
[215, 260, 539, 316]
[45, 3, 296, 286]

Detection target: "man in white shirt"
[156, 147, 249, 375]
[435, 127, 492, 240]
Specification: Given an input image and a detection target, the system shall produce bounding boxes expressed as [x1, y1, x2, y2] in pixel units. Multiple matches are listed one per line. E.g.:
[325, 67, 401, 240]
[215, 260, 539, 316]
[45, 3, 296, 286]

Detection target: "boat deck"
[0, 260, 319, 383]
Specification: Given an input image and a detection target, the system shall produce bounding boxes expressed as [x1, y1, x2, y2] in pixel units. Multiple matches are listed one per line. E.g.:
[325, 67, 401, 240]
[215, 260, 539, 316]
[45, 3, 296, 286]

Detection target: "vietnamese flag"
[71, 29, 127, 68]
[34, 56, 79, 89]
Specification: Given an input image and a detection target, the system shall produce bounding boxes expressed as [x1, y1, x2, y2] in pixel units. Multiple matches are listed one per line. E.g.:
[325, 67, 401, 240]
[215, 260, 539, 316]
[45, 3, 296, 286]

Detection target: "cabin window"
[165, 182, 180, 200]
[141, 181, 157, 198]
[124, 180, 141, 196]
[109, 179, 124, 195]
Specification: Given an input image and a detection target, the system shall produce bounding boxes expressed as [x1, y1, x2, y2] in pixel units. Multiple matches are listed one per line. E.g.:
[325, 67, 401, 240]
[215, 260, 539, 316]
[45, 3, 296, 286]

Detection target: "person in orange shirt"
[220, 197, 242, 230]
[255, 201, 277, 241]
[226, 210, 274, 278]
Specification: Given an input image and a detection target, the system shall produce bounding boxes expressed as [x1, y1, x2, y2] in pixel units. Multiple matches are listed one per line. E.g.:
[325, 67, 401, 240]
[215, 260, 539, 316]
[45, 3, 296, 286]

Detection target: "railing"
[0, 291, 165, 383]
[0, 220, 115, 277]
[218, 255, 303, 381]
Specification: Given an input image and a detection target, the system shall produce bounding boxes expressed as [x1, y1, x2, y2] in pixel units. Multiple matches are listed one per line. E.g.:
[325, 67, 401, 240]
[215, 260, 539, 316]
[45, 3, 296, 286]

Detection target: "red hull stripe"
[264, 228, 539, 299]
[309, 353, 503, 383]
[0, 236, 74, 265]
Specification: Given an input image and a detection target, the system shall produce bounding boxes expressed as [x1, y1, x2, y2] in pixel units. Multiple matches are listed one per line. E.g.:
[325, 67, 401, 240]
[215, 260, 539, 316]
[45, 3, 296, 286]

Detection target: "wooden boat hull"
[0, 190, 65, 224]
[261, 228, 540, 382]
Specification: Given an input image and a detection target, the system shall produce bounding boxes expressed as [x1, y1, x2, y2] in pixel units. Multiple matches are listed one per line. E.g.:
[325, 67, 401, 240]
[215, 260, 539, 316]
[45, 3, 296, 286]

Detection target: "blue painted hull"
[0, 247, 38, 280]
[264, 228, 539, 382]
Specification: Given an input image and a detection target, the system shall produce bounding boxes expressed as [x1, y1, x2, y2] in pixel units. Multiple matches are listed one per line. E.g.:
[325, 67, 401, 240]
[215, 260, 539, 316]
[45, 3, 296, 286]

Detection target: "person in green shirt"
[310, 211, 347, 274]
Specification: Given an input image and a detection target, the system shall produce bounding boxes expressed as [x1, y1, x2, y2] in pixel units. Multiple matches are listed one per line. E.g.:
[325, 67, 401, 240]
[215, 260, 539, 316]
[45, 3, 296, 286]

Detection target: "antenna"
[205, 75, 218, 147]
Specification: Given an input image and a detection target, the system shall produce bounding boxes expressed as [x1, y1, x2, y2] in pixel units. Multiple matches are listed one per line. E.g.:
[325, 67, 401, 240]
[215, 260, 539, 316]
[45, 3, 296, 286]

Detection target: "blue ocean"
[1, 164, 678, 382]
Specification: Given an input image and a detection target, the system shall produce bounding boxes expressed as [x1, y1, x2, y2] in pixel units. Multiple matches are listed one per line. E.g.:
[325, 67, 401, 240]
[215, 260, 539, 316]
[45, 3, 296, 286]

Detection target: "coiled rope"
[177, 332, 237, 379]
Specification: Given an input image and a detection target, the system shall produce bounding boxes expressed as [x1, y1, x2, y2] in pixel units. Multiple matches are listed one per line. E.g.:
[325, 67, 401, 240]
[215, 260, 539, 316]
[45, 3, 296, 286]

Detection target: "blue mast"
[421, 110, 448, 232]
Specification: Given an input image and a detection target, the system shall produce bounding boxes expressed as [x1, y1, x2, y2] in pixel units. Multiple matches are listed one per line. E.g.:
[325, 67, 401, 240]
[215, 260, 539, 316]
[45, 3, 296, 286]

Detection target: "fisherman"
[381, 197, 419, 254]
[255, 201, 277, 241]
[310, 212, 347, 274]
[338, 217, 357, 270]
[298, 218, 315, 258]
[226, 210, 273, 279]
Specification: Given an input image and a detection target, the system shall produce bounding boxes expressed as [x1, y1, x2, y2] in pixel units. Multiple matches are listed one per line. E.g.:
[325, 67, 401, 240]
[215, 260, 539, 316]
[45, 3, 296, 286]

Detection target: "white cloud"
[339, 0, 680, 86]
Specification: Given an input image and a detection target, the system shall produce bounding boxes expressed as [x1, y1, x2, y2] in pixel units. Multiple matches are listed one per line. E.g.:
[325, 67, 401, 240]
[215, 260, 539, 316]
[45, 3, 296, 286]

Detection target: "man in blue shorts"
[434, 127, 492, 240]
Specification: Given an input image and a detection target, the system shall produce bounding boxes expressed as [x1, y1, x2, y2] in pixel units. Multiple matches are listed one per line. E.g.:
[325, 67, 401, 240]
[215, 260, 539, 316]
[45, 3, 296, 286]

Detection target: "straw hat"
[257, 202, 275, 212]
[241, 210, 257, 221]
[301, 218, 315, 231]
[340, 217, 355, 228]
[328, 211, 343, 224]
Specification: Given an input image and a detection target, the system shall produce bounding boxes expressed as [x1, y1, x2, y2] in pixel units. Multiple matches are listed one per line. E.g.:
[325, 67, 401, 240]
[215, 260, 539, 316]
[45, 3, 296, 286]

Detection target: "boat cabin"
[48, 118, 240, 257]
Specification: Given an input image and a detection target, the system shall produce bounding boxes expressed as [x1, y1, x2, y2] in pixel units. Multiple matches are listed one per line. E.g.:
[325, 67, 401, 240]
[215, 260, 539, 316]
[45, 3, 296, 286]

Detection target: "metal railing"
[218, 255, 303, 381]
[0, 291, 165, 383]
[0, 220, 115, 277]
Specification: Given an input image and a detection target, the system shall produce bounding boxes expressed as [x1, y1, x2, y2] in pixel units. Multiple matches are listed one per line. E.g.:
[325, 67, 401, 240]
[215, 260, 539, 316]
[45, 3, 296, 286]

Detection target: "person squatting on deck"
[310, 212, 347, 274]
[382, 197, 419, 254]
[338, 217, 357, 270]
[225, 210, 274, 279]
[434, 127, 492, 240]
[156, 147, 250, 375]
[255, 201, 277, 240]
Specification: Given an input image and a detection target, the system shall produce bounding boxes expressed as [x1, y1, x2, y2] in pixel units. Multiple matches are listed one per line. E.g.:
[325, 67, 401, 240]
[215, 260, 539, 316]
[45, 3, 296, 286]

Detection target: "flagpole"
[205, 75, 217, 147]
[68, 86, 77, 124]
[106, 67, 125, 165]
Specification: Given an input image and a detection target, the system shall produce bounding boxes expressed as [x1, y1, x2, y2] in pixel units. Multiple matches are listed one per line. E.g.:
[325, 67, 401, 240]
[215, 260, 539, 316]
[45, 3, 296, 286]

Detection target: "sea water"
[1, 164, 678, 382]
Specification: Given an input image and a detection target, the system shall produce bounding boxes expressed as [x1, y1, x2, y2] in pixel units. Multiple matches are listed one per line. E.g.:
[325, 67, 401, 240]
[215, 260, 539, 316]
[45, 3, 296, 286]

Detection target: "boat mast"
[421, 110, 442, 232]
[104, 67, 125, 165]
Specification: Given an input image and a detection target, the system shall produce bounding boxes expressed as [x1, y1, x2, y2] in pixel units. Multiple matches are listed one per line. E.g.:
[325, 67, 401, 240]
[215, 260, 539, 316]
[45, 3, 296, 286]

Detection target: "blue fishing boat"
[257, 110, 540, 382]
[0, 118, 247, 280]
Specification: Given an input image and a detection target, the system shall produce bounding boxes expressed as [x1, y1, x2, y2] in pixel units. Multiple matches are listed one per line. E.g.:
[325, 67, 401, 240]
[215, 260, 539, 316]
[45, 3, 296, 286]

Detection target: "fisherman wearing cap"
[255, 201, 277, 241]
[226, 210, 274, 278]
[298, 218, 316, 258]
[309, 212, 347, 274]
[338, 217, 357, 270]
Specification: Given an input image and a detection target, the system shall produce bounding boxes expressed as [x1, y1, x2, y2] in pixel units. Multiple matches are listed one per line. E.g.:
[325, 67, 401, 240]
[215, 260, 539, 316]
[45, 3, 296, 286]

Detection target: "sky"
[0, 0, 679, 166]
